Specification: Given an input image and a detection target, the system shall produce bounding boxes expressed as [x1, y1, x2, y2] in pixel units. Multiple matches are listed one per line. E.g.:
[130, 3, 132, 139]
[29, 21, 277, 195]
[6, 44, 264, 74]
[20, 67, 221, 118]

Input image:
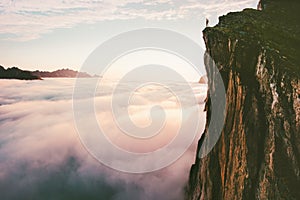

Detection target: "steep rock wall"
[187, 0, 300, 199]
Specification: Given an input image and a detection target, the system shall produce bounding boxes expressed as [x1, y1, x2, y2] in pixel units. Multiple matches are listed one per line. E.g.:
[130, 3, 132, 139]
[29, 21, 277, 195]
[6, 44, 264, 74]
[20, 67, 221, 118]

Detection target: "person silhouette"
[206, 18, 209, 27]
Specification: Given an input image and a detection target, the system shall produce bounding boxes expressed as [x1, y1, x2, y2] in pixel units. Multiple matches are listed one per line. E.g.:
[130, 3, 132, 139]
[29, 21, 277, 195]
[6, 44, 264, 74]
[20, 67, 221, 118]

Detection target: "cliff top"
[204, 0, 300, 77]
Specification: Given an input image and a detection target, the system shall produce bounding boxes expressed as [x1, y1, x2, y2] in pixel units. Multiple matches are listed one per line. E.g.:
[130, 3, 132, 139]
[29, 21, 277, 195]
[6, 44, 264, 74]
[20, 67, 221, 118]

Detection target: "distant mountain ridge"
[32, 69, 91, 78]
[0, 66, 40, 80]
[0, 65, 92, 80]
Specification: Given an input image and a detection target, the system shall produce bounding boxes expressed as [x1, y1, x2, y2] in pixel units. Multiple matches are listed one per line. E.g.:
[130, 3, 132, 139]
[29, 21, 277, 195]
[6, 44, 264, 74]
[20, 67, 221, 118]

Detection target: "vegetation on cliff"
[211, 0, 299, 77]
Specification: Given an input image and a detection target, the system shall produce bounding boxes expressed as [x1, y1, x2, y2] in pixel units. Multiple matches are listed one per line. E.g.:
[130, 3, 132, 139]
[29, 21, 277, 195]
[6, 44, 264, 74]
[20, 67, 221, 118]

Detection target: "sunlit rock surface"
[187, 0, 300, 199]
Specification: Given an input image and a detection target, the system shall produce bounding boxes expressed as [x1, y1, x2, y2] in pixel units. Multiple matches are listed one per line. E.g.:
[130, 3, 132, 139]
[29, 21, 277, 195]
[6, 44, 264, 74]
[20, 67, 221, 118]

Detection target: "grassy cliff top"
[204, 0, 300, 77]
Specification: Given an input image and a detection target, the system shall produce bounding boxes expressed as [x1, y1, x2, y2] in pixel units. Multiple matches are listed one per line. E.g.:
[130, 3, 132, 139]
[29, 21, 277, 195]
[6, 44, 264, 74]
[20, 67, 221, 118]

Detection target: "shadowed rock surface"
[187, 0, 300, 199]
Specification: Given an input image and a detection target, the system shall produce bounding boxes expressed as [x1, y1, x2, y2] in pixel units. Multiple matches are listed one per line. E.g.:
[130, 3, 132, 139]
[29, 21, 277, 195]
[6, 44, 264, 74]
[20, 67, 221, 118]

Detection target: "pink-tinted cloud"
[0, 78, 207, 199]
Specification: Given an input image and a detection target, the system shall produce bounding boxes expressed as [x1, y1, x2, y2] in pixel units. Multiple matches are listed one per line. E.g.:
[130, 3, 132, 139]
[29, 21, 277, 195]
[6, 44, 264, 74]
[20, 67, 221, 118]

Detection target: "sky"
[0, 0, 258, 72]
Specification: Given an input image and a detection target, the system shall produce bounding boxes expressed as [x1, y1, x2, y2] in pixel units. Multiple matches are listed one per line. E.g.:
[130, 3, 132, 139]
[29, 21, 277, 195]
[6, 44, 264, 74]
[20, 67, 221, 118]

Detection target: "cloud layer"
[0, 78, 207, 200]
[0, 0, 257, 41]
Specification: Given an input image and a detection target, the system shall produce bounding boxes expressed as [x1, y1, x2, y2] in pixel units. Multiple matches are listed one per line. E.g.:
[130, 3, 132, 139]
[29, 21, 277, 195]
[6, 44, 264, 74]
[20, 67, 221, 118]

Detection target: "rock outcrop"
[187, 0, 300, 199]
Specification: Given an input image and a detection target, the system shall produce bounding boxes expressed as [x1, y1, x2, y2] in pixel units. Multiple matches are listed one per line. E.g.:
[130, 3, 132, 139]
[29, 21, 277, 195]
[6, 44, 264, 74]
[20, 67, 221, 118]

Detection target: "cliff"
[187, 0, 300, 199]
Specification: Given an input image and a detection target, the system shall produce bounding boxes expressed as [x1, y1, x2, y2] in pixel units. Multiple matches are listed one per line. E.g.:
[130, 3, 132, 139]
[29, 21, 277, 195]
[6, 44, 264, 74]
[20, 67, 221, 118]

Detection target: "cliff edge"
[187, 0, 300, 199]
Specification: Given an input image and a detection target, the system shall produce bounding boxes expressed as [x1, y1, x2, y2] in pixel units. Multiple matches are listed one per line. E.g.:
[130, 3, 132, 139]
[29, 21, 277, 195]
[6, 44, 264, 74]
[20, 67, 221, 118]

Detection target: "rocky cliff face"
[187, 0, 300, 199]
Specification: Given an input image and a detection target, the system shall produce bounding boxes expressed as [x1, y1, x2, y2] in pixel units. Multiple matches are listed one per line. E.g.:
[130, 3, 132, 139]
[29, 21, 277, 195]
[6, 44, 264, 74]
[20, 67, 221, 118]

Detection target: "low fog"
[0, 78, 207, 200]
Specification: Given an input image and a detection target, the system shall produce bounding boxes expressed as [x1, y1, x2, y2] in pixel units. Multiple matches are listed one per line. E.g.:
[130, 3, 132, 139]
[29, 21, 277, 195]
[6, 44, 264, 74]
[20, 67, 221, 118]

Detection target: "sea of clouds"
[0, 78, 207, 200]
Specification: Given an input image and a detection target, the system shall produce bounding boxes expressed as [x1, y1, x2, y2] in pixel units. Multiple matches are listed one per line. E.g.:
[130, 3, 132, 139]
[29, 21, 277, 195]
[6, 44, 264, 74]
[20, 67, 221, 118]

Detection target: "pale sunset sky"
[0, 0, 258, 72]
